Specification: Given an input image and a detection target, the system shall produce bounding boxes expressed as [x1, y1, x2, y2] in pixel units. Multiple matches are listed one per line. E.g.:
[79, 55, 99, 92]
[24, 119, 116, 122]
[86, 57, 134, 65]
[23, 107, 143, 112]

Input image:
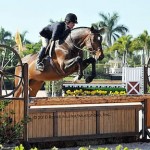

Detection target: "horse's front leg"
[82, 57, 96, 83]
[76, 56, 83, 80]
[64, 56, 83, 79]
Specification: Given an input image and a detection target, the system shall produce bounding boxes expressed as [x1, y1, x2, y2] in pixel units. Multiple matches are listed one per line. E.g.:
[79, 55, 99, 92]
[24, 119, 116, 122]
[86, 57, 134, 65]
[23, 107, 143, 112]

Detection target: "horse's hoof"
[78, 74, 83, 80]
[85, 76, 93, 83]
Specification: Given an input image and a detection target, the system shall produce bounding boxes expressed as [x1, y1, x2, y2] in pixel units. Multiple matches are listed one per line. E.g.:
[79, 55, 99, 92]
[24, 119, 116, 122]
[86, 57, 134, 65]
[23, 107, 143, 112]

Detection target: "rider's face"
[67, 22, 75, 29]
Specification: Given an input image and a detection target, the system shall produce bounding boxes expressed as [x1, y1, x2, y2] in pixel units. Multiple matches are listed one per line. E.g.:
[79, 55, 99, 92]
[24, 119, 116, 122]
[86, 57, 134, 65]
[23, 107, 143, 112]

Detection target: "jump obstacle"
[0, 44, 150, 143]
[0, 63, 150, 143]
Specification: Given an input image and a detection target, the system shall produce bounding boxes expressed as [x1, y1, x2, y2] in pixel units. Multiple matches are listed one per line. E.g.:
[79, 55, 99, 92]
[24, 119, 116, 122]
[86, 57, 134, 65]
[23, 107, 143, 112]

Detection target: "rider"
[36, 13, 78, 71]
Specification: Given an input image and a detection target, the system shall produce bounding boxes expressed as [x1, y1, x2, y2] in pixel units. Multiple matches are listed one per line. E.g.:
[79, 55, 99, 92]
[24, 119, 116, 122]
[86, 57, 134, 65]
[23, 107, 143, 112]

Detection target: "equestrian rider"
[36, 13, 78, 71]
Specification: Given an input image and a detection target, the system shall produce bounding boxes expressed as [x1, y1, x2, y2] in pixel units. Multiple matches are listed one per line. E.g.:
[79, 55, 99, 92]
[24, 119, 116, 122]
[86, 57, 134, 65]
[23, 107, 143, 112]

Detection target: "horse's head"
[68, 27, 104, 61]
[84, 26, 104, 61]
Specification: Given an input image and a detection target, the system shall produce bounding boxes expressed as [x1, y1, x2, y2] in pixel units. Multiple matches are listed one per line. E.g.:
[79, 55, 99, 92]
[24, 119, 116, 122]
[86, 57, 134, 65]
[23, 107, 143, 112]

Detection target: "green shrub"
[0, 100, 31, 144]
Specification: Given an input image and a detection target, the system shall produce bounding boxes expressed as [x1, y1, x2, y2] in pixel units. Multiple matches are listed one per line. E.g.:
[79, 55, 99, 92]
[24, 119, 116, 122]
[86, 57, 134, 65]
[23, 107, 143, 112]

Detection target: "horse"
[14, 26, 104, 97]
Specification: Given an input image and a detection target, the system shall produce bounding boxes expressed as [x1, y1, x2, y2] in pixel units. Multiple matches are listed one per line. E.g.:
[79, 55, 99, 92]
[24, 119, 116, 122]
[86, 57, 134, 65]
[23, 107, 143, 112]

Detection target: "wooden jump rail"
[29, 95, 150, 106]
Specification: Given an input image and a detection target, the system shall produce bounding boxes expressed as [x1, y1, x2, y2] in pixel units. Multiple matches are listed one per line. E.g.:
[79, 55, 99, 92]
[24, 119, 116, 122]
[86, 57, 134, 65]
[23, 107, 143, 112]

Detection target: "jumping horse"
[14, 26, 104, 97]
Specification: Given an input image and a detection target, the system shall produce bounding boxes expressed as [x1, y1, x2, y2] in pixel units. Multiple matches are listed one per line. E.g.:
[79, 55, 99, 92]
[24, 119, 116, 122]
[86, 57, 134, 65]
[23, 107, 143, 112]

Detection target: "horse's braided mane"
[69, 27, 91, 37]
[70, 26, 99, 34]
[71, 26, 90, 31]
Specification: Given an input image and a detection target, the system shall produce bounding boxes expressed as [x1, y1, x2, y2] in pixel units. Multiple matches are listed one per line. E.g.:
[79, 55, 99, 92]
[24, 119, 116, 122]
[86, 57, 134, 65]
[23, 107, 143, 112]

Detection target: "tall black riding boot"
[36, 47, 46, 71]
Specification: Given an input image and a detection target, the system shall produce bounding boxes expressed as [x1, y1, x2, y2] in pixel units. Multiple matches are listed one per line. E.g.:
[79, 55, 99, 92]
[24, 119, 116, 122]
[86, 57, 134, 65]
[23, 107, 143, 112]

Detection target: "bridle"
[69, 32, 97, 55]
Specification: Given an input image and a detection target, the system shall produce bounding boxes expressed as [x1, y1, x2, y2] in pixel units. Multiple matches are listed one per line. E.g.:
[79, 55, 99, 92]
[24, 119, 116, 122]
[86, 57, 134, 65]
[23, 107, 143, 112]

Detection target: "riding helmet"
[65, 13, 78, 23]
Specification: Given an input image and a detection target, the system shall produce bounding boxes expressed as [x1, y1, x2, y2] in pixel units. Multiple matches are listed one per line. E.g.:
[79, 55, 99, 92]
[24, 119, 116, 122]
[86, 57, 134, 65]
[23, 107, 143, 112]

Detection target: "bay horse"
[14, 26, 104, 97]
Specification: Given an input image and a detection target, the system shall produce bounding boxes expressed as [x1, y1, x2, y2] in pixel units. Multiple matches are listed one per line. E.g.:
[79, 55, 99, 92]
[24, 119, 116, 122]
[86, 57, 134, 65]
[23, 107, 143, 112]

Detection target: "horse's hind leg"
[14, 85, 23, 97]
[14, 66, 23, 97]
[29, 79, 44, 97]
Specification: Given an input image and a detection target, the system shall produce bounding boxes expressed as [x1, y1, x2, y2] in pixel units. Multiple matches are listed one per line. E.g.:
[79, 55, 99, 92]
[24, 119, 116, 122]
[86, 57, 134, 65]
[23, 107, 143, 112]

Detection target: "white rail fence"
[122, 67, 144, 95]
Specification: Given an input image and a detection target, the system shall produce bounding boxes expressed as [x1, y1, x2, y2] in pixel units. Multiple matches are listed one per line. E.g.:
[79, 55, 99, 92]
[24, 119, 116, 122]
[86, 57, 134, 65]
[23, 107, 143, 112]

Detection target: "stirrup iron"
[36, 62, 44, 71]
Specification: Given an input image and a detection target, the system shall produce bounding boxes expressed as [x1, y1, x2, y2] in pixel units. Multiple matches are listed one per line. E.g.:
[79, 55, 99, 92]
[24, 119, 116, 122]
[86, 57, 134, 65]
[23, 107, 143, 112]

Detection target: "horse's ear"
[90, 26, 95, 32]
[98, 27, 105, 34]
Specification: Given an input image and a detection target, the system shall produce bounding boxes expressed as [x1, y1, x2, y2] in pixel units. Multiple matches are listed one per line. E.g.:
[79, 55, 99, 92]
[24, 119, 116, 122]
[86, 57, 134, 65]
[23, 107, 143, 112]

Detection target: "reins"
[69, 28, 96, 55]
[69, 33, 84, 51]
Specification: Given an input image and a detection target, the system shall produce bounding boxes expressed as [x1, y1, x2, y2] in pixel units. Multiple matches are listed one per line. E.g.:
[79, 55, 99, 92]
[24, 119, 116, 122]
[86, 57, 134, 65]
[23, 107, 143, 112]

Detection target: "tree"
[0, 27, 12, 45]
[19, 31, 31, 45]
[136, 30, 150, 64]
[110, 35, 132, 54]
[109, 35, 143, 67]
[49, 19, 56, 24]
[92, 12, 129, 47]
[22, 41, 41, 57]
[109, 35, 133, 66]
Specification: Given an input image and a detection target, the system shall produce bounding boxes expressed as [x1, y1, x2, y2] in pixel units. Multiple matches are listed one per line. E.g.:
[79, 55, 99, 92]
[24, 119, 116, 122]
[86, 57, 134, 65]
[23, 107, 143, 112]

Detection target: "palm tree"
[19, 31, 31, 45]
[110, 35, 132, 53]
[137, 30, 150, 64]
[92, 12, 129, 47]
[49, 19, 55, 24]
[109, 35, 133, 66]
[0, 27, 12, 44]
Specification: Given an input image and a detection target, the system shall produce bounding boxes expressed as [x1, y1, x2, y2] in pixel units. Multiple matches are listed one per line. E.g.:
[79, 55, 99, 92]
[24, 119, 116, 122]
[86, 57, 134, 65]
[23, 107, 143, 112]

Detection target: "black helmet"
[65, 13, 78, 23]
